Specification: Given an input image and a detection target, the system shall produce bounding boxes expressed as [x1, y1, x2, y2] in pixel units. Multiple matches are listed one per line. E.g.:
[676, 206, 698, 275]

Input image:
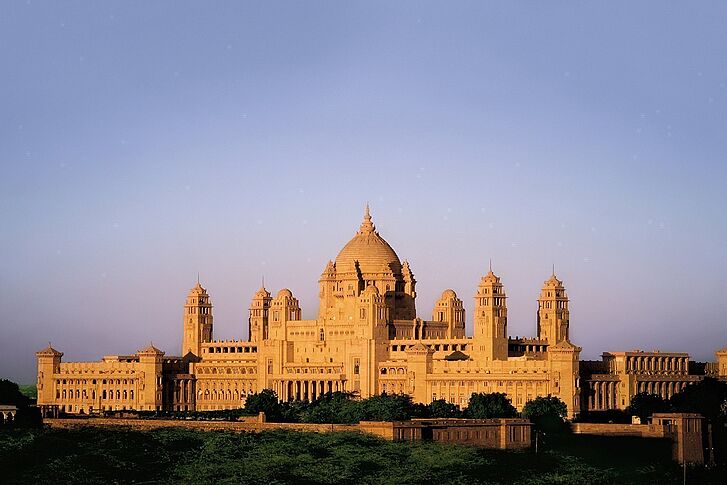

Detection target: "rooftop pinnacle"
[359, 203, 376, 235]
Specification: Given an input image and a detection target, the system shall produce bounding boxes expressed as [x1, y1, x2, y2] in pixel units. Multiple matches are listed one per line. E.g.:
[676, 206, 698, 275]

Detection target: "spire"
[552, 263, 555, 277]
[359, 203, 376, 234]
[197, 272, 200, 285]
[489, 258, 492, 272]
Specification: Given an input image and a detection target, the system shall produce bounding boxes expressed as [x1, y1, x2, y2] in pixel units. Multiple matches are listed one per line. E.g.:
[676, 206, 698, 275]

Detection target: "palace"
[36, 208, 727, 418]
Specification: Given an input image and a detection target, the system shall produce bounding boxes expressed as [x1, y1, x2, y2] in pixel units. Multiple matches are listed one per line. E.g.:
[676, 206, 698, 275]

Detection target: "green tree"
[0, 380, 30, 407]
[298, 392, 358, 424]
[626, 392, 669, 422]
[428, 399, 462, 418]
[244, 389, 282, 420]
[465, 392, 518, 419]
[523, 395, 568, 433]
[670, 377, 727, 423]
[357, 393, 415, 421]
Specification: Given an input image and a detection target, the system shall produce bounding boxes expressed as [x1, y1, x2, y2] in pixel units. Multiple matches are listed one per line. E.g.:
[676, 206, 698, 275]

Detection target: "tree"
[357, 393, 416, 422]
[626, 392, 669, 422]
[0, 380, 30, 407]
[523, 396, 568, 433]
[298, 392, 358, 424]
[465, 393, 518, 419]
[670, 377, 727, 423]
[428, 399, 462, 418]
[244, 389, 282, 420]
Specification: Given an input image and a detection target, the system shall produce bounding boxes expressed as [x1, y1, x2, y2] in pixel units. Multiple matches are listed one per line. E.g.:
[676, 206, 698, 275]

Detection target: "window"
[354, 359, 360, 375]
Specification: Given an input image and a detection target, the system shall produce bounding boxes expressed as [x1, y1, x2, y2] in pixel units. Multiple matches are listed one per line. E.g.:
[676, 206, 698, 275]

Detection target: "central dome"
[335, 206, 402, 275]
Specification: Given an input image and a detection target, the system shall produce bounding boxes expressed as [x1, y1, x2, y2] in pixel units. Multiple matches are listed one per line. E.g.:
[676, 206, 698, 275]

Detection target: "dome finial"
[359, 203, 375, 234]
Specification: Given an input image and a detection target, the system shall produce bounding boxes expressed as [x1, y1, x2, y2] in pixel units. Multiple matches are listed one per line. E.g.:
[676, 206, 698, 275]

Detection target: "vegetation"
[522, 396, 568, 434]
[0, 380, 42, 428]
[2, 426, 723, 484]
[17, 384, 37, 400]
[0, 380, 31, 407]
[617, 378, 727, 424]
[465, 392, 518, 419]
[626, 393, 670, 422]
[242, 391, 532, 424]
[669, 377, 727, 422]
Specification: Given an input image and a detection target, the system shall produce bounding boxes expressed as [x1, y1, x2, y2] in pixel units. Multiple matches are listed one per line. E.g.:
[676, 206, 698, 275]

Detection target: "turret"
[137, 344, 164, 411]
[182, 281, 213, 356]
[536, 271, 570, 344]
[397, 260, 417, 320]
[432, 289, 466, 338]
[318, 260, 337, 315]
[36, 344, 63, 407]
[358, 284, 389, 339]
[473, 266, 508, 361]
[249, 286, 272, 342]
[269, 288, 301, 340]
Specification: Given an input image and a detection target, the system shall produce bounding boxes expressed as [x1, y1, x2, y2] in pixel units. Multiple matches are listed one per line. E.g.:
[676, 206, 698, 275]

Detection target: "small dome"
[277, 288, 293, 298]
[441, 289, 457, 299]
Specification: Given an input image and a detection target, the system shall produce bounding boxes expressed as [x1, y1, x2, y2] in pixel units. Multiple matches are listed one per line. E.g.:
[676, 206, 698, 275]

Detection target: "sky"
[1, 2, 726, 384]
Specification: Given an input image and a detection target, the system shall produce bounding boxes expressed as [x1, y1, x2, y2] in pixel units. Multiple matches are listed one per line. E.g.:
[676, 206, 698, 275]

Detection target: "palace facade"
[36, 208, 727, 418]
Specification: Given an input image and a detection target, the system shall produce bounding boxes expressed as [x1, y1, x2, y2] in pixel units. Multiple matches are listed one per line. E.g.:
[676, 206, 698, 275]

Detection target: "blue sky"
[1, 2, 726, 383]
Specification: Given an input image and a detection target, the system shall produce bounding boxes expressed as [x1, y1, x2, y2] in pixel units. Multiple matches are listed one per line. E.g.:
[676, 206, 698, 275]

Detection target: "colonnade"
[636, 380, 688, 400]
[0, 408, 17, 424]
[588, 381, 618, 410]
[166, 378, 194, 411]
[270, 379, 346, 401]
[626, 356, 688, 373]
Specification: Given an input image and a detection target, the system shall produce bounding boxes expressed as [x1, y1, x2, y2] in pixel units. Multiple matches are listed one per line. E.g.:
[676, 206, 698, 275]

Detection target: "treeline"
[243, 390, 567, 428]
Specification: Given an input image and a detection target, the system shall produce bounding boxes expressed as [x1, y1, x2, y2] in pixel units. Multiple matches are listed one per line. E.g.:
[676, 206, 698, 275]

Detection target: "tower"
[182, 282, 213, 356]
[432, 289, 466, 338]
[249, 286, 272, 342]
[269, 288, 301, 340]
[473, 267, 508, 360]
[137, 344, 165, 411]
[36, 344, 63, 408]
[537, 271, 570, 344]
